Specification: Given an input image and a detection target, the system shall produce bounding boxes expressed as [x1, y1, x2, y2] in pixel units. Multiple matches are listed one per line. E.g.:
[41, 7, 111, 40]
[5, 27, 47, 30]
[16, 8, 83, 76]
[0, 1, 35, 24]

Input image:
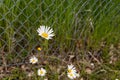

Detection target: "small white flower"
[67, 64, 80, 79]
[38, 68, 47, 76]
[67, 72, 80, 79]
[115, 79, 119, 80]
[37, 25, 55, 40]
[67, 72, 77, 79]
[29, 56, 38, 64]
[90, 63, 94, 66]
[68, 64, 76, 73]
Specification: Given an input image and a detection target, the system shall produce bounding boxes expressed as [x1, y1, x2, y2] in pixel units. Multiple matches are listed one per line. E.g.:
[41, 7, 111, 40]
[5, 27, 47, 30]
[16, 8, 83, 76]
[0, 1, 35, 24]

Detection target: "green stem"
[44, 40, 49, 54]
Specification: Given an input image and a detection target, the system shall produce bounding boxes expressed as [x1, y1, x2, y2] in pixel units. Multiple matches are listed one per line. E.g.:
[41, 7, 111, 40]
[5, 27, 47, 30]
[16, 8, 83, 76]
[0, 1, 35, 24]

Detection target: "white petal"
[37, 28, 43, 35]
[76, 73, 80, 78]
[68, 64, 74, 69]
[37, 69, 41, 76]
[45, 27, 51, 33]
[48, 29, 53, 34]
[49, 33, 55, 37]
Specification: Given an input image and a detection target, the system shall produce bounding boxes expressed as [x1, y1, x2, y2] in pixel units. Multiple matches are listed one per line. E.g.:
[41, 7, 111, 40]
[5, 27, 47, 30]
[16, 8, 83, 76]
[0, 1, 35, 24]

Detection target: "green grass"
[0, 0, 120, 80]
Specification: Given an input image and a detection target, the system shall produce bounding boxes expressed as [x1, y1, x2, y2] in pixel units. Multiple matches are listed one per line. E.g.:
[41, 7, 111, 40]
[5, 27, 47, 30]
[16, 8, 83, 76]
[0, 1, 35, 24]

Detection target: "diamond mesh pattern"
[0, 0, 120, 66]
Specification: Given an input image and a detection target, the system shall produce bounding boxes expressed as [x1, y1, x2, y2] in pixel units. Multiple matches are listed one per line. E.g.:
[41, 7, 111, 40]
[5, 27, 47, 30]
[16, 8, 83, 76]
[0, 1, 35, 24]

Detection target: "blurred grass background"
[0, 0, 120, 79]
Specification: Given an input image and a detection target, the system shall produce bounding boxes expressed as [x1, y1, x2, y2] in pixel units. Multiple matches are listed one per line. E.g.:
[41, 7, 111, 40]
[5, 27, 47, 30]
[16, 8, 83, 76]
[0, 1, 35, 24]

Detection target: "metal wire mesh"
[0, 0, 120, 66]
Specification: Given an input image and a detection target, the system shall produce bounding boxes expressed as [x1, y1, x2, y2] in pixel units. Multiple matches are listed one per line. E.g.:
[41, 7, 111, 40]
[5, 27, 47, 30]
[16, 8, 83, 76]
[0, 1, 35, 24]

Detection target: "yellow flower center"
[32, 59, 36, 63]
[68, 69, 72, 73]
[69, 73, 73, 77]
[37, 47, 41, 51]
[40, 70, 43, 74]
[41, 32, 48, 38]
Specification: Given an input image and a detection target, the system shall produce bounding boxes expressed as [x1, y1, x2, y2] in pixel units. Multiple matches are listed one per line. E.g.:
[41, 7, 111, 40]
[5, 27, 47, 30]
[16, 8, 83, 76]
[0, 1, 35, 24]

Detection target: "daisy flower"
[67, 64, 76, 73]
[67, 71, 80, 80]
[29, 56, 38, 64]
[67, 72, 77, 79]
[67, 64, 80, 79]
[37, 25, 55, 40]
[38, 68, 47, 76]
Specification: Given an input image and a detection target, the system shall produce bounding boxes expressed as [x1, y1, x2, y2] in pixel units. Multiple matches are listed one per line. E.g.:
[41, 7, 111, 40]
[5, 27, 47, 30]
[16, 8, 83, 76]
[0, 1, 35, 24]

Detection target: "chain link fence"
[0, 0, 120, 67]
